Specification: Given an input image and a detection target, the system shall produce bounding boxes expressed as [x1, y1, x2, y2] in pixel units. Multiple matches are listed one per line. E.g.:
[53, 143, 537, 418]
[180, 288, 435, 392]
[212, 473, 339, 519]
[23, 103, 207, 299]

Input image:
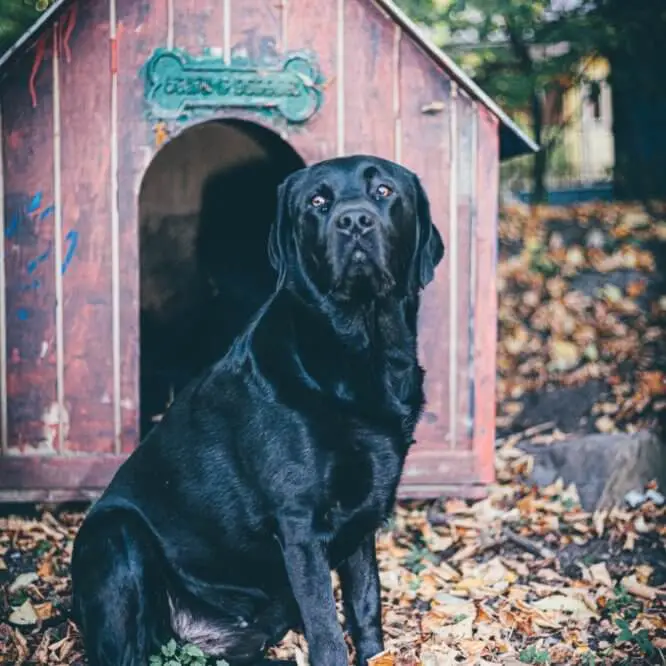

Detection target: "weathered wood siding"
[0, 0, 501, 500]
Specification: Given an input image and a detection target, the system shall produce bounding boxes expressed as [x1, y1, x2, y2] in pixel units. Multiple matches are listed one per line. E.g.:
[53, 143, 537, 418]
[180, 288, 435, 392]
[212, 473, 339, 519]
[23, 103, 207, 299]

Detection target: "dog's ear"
[268, 176, 293, 277]
[413, 174, 445, 289]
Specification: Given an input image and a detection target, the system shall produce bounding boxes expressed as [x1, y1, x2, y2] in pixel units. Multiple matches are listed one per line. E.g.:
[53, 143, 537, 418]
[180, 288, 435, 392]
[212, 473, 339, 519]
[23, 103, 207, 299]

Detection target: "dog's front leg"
[277, 517, 348, 666]
[337, 532, 384, 666]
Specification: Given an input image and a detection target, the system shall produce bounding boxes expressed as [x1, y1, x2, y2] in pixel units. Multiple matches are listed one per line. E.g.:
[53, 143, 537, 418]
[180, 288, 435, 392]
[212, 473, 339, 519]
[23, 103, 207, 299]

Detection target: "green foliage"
[0, 0, 56, 57]
[397, 0, 601, 115]
[149, 639, 229, 666]
[615, 617, 656, 658]
[518, 644, 550, 664]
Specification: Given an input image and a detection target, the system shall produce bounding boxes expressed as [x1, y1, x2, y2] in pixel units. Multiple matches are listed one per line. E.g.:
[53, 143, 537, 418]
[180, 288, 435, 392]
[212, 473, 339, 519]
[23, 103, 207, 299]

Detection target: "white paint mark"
[223, 0, 231, 63]
[41, 401, 69, 451]
[448, 83, 459, 451]
[53, 22, 66, 453]
[336, 0, 345, 156]
[110, 0, 122, 453]
[120, 398, 134, 410]
[167, 0, 174, 49]
[393, 25, 402, 164]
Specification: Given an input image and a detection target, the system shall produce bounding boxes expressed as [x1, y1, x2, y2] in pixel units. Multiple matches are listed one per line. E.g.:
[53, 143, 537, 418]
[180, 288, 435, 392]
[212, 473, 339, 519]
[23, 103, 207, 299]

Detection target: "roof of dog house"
[0, 0, 537, 502]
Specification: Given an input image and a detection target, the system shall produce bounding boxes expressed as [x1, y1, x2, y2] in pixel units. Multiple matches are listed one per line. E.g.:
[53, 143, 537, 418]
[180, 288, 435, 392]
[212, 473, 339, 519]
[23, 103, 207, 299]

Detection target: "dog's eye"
[376, 184, 393, 198]
[311, 194, 328, 208]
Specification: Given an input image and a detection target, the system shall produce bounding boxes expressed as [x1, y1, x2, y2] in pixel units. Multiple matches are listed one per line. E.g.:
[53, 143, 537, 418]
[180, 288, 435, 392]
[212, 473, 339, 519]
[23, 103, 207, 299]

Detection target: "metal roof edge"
[0, 0, 69, 72]
[374, 0, 540, 159]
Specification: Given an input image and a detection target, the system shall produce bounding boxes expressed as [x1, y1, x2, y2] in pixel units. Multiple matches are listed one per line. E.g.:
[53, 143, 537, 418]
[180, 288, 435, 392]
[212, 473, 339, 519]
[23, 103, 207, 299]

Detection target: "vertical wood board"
[343, 0, 395, 159]
[116, 0, 169, 452]
[173, 0, 225, 54]
[59, 0, 115, 452]
[397, 34, 452, 457]
[283, 0, 338, 163]
[1, 37, 58, 454]
[453, 92, 474, 449]
[472, 106, 499, 485]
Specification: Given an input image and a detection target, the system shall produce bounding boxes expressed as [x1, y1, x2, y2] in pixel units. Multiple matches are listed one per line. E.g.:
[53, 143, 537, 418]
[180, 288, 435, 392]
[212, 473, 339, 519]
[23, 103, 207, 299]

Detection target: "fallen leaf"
[533, 594, 598, 621]
[548, 339, 581, 372]
[9, 572, 39, 593]
[8, 600, 39, 626]
[589, 562, 613, 588]
[620, 575, 663, 600]
[368, 650, 394, 666]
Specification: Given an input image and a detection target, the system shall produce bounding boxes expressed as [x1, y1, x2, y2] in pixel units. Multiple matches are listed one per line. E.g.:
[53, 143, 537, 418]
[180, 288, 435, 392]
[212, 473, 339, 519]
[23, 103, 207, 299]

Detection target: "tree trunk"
[600, 0, 666, 201]
[530, 91, 547, 203]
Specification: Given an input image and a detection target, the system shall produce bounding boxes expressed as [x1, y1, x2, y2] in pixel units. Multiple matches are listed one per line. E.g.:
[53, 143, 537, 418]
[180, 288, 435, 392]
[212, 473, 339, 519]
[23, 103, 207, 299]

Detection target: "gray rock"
[506, 381, 610, 435]
[518, 431, 666, 511]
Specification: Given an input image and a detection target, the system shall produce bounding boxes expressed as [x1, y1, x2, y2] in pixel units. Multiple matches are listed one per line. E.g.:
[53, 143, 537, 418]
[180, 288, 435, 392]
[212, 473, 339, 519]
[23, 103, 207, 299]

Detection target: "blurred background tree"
[396, 0, 666, 203]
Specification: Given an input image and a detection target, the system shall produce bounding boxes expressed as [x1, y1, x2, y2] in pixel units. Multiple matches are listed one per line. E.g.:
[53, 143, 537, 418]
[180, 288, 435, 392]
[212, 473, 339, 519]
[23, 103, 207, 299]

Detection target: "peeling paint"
[119, 398, 134, 410]
[40, 401, 69, 449]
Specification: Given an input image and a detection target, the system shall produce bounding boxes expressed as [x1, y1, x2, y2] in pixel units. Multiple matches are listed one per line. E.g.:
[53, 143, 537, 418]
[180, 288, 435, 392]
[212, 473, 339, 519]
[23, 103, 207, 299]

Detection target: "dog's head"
[268, 155, 444, 304]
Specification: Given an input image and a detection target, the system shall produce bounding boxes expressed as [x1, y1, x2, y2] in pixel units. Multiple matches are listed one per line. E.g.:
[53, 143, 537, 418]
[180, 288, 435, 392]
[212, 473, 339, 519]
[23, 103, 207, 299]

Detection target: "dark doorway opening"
[138, 120, 305, 437]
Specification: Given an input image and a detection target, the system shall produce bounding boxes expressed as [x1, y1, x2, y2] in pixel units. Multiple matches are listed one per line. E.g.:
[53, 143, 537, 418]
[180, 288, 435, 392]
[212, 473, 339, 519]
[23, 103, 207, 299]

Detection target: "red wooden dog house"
[0, 0, 536, 502]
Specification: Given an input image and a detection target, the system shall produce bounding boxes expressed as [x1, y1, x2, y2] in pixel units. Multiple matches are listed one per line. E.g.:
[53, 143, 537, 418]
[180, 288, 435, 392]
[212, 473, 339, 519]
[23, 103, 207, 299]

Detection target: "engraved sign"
[143, 48, 324, 123]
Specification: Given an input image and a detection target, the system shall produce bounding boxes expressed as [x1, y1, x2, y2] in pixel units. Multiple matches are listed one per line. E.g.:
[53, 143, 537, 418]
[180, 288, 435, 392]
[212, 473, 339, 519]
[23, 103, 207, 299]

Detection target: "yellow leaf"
[549, 340, 581, 372]
[595, 415, 616, 433]
[368, 650, 394, 666]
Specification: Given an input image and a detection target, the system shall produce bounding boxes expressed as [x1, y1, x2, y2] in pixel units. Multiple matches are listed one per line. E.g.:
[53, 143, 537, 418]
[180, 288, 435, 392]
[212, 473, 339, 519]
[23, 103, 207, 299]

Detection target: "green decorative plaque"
[143, 48, 324, 123]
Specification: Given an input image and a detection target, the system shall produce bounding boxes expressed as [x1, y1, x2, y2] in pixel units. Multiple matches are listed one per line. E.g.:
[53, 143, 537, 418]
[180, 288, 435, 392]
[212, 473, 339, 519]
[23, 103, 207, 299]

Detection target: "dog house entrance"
[138, 120, 306, 438]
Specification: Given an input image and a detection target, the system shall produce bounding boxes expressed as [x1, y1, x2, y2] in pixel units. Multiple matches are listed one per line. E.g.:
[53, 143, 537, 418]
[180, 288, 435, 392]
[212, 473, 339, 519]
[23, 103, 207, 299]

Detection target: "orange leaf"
[367, 650, 394, 666]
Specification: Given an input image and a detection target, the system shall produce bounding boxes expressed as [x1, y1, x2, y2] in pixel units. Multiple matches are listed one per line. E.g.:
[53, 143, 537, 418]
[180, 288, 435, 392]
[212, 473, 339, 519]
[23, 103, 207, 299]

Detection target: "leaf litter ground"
[1, 203, 666, 665]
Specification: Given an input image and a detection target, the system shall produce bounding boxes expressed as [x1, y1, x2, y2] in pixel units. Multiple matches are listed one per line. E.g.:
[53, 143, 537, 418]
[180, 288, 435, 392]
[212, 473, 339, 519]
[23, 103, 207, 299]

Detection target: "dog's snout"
[335, 210, 376, 234]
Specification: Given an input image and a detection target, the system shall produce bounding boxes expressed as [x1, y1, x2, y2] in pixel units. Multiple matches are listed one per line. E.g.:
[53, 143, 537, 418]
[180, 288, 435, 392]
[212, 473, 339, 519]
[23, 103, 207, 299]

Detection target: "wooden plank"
[0, 448, 485, 502]
[1, 35, 58, 454]
[453, 92, 475, 449]
[342, 0, 395, 159]
[0, 455, 126, 491]
[173, 0, 225, 54]
[229, 0, 281, 65]
[58, 0, 115, 453]
[0, 103, 7, 454]
[116, 0, 169, 452]
[397, 35, 452, 456]
[472, 106, 499, 486]
[283, 0, 338, 163]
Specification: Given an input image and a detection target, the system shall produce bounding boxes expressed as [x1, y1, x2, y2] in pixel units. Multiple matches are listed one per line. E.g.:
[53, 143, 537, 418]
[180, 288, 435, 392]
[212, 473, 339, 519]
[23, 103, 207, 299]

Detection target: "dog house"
[0, 0, 536, 502]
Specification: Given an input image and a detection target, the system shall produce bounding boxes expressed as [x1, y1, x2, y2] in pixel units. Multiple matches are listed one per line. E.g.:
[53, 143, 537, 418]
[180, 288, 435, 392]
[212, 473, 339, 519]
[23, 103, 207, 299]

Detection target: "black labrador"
[71, 155, 444, 666]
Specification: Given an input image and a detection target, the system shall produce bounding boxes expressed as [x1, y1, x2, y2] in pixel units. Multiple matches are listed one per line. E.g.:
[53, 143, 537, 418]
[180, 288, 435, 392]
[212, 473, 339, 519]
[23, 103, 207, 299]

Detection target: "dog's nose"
[335, 210, 376, 234]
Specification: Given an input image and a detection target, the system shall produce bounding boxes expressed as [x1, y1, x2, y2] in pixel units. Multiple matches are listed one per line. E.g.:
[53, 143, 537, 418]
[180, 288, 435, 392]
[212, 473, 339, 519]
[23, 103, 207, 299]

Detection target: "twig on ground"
[495, 421, 557, 448]
[502, 526, 556, 560]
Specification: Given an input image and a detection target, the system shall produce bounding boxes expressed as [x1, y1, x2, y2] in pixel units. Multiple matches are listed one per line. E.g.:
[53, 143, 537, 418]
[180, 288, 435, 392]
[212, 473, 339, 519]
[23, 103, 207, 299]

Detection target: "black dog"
[71, 155, 444, 666]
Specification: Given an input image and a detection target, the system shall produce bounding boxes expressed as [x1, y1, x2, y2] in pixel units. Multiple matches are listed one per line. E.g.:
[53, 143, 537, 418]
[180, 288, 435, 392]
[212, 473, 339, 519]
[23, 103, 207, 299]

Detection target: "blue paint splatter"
[61, 230, 79, 275]
[39, 205, 55, 221]
[6, 192, 80, 321]
[5, 211, 20, 239]
[27, 192, 42, 213]
[27, 243, 52, 274]
[20, 280, 41, 292]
